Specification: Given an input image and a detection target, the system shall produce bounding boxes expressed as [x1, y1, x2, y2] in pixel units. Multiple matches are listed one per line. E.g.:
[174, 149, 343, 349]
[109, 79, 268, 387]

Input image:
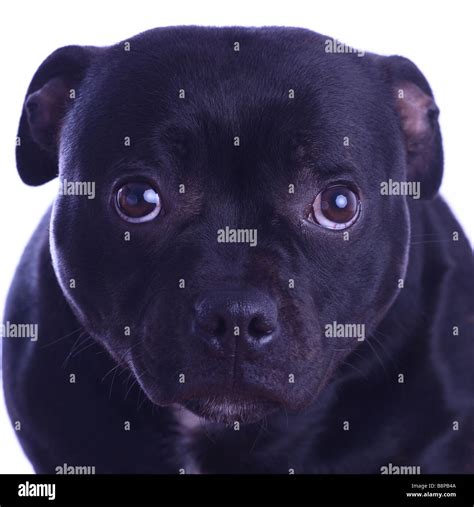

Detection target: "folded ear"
[380, 55, 443, 199]
[17, 45, 99, 185]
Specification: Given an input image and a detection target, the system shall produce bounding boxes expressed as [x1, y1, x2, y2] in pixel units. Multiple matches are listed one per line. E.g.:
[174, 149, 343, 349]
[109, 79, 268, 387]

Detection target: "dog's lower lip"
[181, 392, 282, 424]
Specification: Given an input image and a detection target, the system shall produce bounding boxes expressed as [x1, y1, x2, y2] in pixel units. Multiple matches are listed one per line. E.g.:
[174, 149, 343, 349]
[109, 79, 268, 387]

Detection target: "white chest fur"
[172, 405, 207, 475]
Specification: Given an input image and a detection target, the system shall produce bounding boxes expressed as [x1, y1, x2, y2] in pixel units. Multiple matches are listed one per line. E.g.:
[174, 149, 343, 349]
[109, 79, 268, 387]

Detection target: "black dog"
[3, 26, 474, 474]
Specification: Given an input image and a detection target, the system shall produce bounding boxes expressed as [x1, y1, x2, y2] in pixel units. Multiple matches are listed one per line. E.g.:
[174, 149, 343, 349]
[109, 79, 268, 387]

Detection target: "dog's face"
[17, 27, 443, 423]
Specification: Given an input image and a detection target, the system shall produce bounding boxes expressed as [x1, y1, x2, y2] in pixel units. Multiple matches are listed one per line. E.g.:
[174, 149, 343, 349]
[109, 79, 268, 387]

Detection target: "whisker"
[61, 331, 89, 368]
[365, 338, 389, 378]
[40, 325, 84, 349]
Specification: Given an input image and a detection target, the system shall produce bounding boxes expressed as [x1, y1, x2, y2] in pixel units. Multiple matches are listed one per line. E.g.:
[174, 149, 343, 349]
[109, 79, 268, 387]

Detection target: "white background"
[0, 0, 472, 474]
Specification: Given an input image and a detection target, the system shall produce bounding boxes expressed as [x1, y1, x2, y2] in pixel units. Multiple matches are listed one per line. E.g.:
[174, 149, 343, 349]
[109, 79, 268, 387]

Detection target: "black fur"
[3, 26, 474, 473]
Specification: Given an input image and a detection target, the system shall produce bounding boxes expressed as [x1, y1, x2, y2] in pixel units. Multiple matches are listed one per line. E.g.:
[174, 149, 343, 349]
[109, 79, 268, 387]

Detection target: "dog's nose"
[194, 290, 278, 354]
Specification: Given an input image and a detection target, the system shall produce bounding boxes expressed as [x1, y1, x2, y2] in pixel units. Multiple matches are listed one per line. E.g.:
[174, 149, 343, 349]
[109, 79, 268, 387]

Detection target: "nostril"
[248, 315, 275, 339]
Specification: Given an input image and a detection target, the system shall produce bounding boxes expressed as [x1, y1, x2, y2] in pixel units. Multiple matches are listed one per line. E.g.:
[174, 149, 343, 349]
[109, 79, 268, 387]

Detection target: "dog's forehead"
[66, 27, 394, 184]
[95, 26, 373, 119]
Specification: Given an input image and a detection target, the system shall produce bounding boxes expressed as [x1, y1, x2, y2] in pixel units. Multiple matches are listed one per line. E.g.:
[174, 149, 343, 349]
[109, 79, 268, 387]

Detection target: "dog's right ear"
[16, 45, 100, 186]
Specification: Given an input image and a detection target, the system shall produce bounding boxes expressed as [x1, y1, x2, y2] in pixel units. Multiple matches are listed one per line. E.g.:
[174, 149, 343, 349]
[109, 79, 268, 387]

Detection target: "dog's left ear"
[380, 55, 443, 199]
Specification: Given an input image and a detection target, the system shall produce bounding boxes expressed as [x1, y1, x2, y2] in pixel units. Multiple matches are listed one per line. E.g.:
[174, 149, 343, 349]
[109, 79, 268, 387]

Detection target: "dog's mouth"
[181, 393, 282, 425]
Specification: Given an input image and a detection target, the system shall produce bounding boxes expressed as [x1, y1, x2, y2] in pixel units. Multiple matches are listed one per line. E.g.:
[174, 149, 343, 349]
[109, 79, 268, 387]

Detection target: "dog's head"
[17, 27, 443, 424]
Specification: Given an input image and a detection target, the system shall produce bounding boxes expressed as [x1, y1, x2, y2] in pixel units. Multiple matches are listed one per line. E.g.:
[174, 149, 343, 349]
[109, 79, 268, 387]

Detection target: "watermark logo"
[217, 226, 257, 247]
[1, 321, 38, 341]
[324, 321, 365, 341]
[55, 463, 96, 474]
[325, 39, 365, 57]
[380, 179, 420, 200]
[380, 463, 421, 474]
[18, 482, 55, 501]
[59, 178, 96, 199]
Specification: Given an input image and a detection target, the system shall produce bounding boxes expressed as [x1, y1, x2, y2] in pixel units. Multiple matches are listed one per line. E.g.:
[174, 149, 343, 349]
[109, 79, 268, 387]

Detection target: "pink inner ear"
[395, 81, 437, 150]
[24, 77, 71, 150]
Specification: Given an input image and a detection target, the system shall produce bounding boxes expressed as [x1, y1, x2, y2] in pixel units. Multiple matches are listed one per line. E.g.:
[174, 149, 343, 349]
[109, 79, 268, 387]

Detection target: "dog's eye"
[311, 185, 360, 230]
[115, 182, 161, 223]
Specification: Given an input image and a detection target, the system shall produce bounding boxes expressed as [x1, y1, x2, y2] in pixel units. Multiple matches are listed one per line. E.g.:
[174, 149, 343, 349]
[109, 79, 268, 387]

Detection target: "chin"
[182, 394, 282, 425]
